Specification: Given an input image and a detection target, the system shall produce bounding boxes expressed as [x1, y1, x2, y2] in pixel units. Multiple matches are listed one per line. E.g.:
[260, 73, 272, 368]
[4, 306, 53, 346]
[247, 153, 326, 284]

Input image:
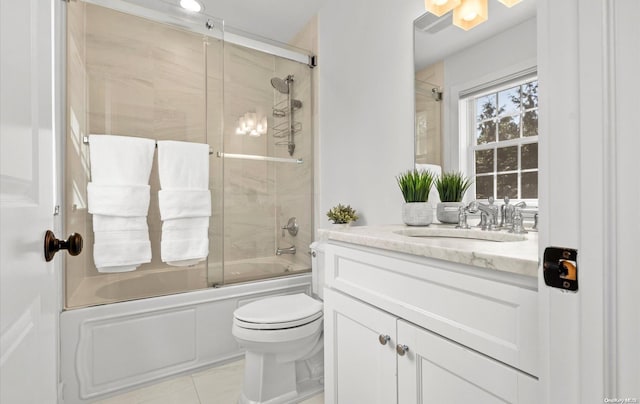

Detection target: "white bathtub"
[60, 268, 311, 404]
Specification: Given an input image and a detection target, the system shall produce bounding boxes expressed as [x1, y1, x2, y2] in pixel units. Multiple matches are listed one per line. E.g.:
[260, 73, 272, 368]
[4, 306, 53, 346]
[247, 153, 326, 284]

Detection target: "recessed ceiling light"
[180, 0, 203, 12]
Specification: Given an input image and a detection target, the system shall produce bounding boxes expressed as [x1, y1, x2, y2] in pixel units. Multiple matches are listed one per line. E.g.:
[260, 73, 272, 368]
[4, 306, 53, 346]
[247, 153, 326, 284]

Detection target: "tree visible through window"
[471, 78, 538, 200]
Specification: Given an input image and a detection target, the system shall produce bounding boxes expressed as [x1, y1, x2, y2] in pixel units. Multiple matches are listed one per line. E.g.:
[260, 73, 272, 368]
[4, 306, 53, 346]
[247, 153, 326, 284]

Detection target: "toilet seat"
[234, 293, 323, 331]
[235, 311, 323, 330]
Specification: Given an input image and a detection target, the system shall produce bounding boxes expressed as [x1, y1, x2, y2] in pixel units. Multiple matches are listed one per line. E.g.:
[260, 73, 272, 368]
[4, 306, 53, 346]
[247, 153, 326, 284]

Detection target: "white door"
[0, 1, 59, 403]
[323, 289, 397, 404]
[397, 320, 537, 404]
[539, 0, 640, 401]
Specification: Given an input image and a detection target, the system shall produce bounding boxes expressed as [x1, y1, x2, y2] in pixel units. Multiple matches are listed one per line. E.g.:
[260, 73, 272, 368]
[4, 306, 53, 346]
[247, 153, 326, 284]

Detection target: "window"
[467, 78, 538, 201]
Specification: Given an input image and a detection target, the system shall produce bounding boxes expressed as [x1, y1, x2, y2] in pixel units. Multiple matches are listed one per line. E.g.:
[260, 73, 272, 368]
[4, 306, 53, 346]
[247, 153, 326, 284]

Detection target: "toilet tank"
[309, 242, 326, 300]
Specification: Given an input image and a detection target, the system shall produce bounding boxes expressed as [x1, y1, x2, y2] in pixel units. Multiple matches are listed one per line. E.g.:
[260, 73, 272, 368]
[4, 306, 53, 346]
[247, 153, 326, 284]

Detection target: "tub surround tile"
[320, 224, 539, 277]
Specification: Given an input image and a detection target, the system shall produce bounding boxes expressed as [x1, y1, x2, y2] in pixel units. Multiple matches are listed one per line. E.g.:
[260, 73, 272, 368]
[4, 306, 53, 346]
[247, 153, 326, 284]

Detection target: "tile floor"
[94, 359, 324, 404]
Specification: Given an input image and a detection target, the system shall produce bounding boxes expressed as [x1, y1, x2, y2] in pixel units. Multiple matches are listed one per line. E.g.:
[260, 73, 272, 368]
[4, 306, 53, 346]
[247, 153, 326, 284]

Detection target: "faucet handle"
[466, 200, 479, 213]
[456, 206, 471, 229]
[281, 217, 299, 237]
[510, 207, 528, 234]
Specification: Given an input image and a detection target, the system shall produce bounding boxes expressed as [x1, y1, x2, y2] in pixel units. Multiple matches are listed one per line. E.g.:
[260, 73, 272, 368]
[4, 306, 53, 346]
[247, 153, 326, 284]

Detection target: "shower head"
[270, 77, 290, 94]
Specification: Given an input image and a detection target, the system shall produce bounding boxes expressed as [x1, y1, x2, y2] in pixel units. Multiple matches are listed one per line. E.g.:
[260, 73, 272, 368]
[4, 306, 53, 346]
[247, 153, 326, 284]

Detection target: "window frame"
[461, 76, 539, 206]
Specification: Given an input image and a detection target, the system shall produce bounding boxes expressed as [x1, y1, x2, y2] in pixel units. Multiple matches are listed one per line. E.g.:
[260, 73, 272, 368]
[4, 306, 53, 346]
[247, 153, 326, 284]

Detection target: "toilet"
[232, 242, 325, 404]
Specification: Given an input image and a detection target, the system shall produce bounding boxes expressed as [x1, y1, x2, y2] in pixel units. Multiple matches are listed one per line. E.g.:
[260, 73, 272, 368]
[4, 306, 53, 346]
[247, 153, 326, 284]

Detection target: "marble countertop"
[319, 224, 539, 278]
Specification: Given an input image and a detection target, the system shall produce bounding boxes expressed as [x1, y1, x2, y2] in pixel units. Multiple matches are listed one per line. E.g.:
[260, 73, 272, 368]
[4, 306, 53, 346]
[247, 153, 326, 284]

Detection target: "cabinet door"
[397, 320, 538, 404]
[324, 289, 397, 404]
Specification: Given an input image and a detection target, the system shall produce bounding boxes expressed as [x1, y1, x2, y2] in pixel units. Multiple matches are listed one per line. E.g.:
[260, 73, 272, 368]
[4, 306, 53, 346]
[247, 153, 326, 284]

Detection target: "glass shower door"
[64, 0, 224, 308]
[218, 41, 313, 285]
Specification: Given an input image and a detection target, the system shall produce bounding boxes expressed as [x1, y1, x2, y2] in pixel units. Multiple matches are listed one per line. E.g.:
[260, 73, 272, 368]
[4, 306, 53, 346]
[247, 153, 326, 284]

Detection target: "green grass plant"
[396, 169, 436, 203]
[434, 171, 472, 202]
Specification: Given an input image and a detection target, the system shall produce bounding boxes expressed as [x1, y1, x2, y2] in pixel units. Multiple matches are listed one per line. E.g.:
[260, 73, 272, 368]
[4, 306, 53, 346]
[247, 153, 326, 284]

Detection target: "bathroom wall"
[442, 17, 537, 171]
[317, 0, 423, 226]
[416, 60, 444, 85]
[415, 61, 443, 166]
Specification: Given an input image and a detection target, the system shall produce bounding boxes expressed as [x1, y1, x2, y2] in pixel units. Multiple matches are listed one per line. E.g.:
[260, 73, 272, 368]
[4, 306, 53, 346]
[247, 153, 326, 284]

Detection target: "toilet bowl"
[232, 243, 325, 404]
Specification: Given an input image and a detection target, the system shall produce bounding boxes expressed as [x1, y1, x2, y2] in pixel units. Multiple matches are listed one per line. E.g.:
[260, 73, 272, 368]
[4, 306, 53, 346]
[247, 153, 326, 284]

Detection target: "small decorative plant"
[396, 169, 436, 203]
[434, 171, 473, 202]
[327, 203, 359, 224]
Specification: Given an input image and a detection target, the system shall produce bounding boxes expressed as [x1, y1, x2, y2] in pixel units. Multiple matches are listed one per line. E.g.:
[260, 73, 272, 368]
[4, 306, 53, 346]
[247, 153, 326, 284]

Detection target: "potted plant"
[397, 169, 436, 226]
[434, 171, 473, 223]
[327, 203, 359, 228]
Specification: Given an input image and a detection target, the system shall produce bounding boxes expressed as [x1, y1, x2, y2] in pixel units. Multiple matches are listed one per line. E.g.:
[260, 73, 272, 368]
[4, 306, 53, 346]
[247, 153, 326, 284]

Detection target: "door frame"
[54, 0, 66, 399]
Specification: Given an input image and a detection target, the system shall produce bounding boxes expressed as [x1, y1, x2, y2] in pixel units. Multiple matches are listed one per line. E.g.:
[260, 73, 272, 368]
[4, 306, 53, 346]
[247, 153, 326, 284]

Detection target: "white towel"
[157, 141, 211, 266]
[87, 184, 150, 217]
[88, 134, 155, 272]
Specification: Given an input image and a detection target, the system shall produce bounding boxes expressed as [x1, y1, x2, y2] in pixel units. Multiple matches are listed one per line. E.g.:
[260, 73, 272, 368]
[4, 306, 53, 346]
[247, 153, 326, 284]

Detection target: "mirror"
[414, 0, 537, 183]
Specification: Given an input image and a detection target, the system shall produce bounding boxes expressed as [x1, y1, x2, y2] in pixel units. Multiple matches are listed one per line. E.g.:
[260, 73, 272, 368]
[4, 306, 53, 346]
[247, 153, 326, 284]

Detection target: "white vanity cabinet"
[323, 241, 539, 403]
[323, 288, 397, 403]
[397, 319, 537, 403]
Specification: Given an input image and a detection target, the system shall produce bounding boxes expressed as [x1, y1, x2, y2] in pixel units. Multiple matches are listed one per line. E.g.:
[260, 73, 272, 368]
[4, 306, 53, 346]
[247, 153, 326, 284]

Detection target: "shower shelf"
[216, 152, 303, 164]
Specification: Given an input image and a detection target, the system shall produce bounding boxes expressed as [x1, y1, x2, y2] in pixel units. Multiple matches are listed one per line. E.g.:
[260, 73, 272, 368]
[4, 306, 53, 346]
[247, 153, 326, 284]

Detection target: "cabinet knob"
[44, 230, 83, 262]
[396, 344, 409, 356]
[378, 334, 390, 345]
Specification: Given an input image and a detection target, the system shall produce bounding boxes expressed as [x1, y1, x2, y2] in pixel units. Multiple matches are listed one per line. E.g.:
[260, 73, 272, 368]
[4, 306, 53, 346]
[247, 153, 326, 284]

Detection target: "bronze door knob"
[44, 230, 83, 262]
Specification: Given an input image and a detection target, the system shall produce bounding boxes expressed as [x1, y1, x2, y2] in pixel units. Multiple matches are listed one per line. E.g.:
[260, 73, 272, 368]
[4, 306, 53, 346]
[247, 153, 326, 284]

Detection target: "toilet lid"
[234, 293, 323, 329]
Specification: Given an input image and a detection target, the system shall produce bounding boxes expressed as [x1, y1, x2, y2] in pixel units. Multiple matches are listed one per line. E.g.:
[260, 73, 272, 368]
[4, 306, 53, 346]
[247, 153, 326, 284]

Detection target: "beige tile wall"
[415, 62, 444, 166]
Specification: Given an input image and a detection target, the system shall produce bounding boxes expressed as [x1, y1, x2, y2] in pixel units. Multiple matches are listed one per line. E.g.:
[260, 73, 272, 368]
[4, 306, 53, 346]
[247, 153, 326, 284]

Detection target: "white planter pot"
[437, 202, 464, 224]
[331, 222, 352, 230]
[402, 202, 433, 226]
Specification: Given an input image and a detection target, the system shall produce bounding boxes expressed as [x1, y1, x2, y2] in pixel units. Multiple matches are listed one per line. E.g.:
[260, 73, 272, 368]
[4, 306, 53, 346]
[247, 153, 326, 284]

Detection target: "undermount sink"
[393, 227, 527, 242]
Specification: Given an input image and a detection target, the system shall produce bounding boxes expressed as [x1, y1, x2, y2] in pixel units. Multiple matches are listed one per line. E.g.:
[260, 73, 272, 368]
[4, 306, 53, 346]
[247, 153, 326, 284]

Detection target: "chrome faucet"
[276, 245, 296, 256]
[478, 197, 500, 231]
[501, 197, 526, 230]
[455, 201, 479, 229]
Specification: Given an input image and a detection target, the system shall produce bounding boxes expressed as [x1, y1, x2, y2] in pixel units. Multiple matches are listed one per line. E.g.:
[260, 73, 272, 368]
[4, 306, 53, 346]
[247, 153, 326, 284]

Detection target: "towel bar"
[216, 152, 303, 164]
[82, 136, 214, 155]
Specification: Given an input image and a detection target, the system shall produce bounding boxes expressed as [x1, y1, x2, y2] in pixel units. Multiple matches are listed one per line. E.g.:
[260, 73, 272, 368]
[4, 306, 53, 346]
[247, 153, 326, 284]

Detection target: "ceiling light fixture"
[426, 0, 523, 31]
[424, 0, 461, 17]
[452, 0, 488, 30]
[179, 0, 203, 13]
[498, 0, 522, 7]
